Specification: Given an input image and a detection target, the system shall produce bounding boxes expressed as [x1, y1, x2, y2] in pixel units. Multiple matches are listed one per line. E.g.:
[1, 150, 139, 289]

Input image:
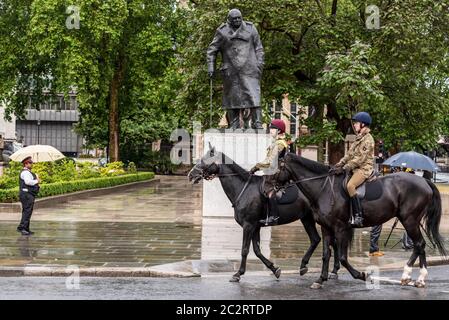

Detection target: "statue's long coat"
[207, 21, 264, 109]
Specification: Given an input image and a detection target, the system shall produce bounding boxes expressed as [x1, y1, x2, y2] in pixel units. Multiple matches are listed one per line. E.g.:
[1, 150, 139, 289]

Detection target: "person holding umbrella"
[10, 145, 65, 235]
[17, 156, 40, 236]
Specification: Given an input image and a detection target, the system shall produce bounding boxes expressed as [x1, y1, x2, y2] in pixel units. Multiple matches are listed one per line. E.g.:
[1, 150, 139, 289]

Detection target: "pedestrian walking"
[0, 134, 4, 162]
[369, 224, 385, 256]
[17, 156, 40, 236]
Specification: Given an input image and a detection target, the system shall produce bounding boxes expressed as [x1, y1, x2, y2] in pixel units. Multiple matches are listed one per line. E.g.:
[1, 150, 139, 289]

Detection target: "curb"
[1, 256, 447, 277]
[0, 178, 159, 213]
[0, 266, 200, 278]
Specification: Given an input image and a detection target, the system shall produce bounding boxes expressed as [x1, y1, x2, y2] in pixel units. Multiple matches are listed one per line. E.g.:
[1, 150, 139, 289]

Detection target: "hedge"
[0, 172, 155, 203]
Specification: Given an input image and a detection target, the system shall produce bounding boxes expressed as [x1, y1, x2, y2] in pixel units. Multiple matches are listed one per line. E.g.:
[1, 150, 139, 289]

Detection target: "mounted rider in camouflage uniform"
[250, 119, 288, 226]
[331, 112, 375, 227]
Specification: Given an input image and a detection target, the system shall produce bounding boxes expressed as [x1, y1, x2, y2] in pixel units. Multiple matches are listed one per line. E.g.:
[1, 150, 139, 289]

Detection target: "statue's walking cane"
[209, 77, 213, 126]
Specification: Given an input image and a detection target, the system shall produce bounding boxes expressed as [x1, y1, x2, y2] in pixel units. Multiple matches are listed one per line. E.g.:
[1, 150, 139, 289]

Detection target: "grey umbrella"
[382, 151, 440, 172]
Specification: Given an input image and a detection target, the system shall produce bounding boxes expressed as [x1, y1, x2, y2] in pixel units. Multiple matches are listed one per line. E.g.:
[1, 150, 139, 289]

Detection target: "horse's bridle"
[189, 160, 240, 181]
[189, 159, 251, 207]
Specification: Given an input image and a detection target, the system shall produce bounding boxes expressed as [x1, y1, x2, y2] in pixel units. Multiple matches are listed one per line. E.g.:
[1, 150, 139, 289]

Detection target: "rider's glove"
[329, 166, 345, 175]
[250, 166, 259, 174]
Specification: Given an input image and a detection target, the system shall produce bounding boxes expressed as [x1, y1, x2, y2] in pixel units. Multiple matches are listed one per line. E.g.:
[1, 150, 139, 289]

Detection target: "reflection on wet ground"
[0, 176, 447, 270]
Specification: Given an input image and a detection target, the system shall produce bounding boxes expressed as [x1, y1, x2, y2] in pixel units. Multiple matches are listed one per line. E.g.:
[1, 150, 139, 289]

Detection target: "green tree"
[176, 0, 449, 162]
[0, 0, 186, 161]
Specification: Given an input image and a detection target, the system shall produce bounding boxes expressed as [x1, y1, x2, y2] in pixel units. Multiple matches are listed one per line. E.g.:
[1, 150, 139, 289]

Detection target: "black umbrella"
[382, 151, 440, 172]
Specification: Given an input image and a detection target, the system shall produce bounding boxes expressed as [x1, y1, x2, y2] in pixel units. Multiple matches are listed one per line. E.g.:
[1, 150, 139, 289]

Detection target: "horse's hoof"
[300, 267, 308, 276]
[229, 275, 240, 283]
[361, 272, 368, 281]
[329, 272, 338, 280]
[274, 267, 281, 279]
[401, 278, 412, 286]
[414, 281, 426, 288]
[310, 282, 323, 289]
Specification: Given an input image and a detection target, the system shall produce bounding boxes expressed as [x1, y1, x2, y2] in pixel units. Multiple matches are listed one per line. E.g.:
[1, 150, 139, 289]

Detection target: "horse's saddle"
[341, 171, 383, 201]
[275, 184, 300, 205]
[259, 176, 299, 205]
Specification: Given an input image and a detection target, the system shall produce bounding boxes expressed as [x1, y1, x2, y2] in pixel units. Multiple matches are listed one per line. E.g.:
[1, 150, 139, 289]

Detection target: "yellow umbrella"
[9, 145, 65, 163]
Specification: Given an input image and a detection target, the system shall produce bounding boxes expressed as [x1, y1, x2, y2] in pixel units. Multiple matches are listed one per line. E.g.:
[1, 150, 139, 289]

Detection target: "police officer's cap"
[22, 156, 33, 164]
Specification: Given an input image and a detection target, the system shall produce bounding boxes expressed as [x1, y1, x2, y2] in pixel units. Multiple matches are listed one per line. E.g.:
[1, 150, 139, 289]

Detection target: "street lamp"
[37, 119, 41, 144]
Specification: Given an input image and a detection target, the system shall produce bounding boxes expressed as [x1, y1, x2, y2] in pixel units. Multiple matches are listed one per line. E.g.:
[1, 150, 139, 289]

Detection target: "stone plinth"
[202, 129, 271, 217]
[201, 217, 271, 260]
[201, 129, 272, 260]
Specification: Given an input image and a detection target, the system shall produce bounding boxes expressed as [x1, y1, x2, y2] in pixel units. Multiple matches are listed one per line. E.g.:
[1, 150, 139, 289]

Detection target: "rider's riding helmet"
[270, 119, 286, 134]
[352, 112, 372, 126]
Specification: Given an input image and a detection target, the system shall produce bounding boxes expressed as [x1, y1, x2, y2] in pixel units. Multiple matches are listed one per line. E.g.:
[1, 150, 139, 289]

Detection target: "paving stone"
[0, 176, 447, 275]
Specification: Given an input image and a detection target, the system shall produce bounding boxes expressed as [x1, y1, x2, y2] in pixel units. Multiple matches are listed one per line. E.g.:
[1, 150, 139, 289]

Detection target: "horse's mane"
[220, 152, 251, 179]
[286, 153, 330, 174]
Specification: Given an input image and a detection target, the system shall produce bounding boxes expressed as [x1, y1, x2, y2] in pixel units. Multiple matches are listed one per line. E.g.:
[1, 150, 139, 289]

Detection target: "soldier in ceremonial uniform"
[17, 156, 40, 236]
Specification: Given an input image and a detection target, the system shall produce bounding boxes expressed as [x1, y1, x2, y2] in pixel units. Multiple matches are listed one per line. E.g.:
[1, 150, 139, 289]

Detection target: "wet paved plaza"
[0, 176, 448, 271]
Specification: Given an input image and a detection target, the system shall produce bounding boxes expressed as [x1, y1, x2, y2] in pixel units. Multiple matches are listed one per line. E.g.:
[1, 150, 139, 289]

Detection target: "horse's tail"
[423, 179, 447, 257]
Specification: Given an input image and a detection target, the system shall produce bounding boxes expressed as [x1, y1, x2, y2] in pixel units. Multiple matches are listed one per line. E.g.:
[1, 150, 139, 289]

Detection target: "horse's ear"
[208, 142, 215, 156]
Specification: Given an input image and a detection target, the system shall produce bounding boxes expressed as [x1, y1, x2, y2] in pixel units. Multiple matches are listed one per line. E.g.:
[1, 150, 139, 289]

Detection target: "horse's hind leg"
[329, 237, 340, 280]
[230, 224, 254, 283]
[252, 227, 281, 279]
[415, 243, 428, 288]
[400, 219, 427, 287]
[299, 214, 321, 276]
[336, 227, 367, 281]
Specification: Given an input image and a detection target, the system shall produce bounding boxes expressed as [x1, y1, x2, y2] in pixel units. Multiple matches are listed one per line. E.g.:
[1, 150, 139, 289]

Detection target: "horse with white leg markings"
[282, 152, 447, 289]
[188, 146, 340, 283]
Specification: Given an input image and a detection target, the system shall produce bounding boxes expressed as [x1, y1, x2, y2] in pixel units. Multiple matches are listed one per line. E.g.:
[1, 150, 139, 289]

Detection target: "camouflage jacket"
[255, 137, 288, 175]
[337, 130, 375, 178]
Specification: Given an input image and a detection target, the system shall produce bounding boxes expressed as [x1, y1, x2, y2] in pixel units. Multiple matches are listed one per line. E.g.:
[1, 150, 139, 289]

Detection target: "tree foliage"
[0, 0, 186, 161]
[2, 0, 448, 163]
[176, 0, 449, 161]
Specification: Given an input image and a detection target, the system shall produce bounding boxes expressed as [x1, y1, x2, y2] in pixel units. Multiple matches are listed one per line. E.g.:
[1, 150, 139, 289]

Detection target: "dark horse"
[283, 152, 447, 288]
[188, 146, 340, 282]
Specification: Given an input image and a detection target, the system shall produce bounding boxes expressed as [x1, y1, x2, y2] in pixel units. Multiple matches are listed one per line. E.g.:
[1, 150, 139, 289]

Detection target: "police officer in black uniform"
[17, 156, 40, 236]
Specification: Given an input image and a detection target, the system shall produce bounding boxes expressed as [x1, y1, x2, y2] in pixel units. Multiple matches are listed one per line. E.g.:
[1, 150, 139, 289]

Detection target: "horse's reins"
[232, 175, 252, 207]
[203, 172, 240, 180]
[194, 161, 252, 207]
[282, 163, 337, 207]
[197, 160, 336, 208]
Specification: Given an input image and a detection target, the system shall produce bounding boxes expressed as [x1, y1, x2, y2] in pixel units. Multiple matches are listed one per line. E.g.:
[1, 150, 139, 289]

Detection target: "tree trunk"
[108, 55, 126, 162]
[326, 102, 352, 165]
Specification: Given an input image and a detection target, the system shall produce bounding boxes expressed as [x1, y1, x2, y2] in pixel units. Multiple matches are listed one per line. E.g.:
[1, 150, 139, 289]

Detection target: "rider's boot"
[350, 196, 364, 227]
[260, 195, 279, 226]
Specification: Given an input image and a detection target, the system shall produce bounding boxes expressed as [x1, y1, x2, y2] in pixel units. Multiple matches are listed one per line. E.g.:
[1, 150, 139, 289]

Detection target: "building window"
[290, 102, 297, 137]
[273, 99, 282, 119]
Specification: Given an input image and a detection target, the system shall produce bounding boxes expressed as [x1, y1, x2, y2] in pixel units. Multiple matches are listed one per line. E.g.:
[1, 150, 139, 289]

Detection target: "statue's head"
[227, 9, 242, 29]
